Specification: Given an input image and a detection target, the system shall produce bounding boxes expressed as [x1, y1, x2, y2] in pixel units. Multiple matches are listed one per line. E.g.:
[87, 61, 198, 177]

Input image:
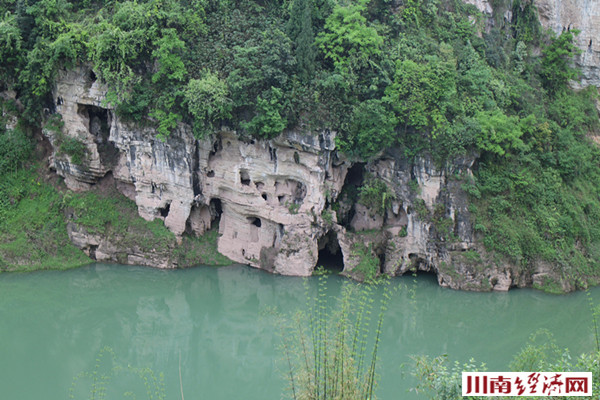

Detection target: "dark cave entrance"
[403, 253, 438, 281]
[158, 202, 171, 218]
[78, 104, 119, 168]
[336, 163, 366, 228]
[317, 231, 344, 273]
[345, 162, 366, 186]
[209, 198, 223, 228]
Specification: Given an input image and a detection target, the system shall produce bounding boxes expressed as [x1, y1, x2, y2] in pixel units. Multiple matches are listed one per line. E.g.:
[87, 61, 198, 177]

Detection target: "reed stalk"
[280, 274, 392, 400]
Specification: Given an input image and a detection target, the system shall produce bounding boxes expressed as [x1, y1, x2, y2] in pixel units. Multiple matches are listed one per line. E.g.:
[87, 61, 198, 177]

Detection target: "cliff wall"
[465, 0, 600, 87]
[42, 67, 568, 291]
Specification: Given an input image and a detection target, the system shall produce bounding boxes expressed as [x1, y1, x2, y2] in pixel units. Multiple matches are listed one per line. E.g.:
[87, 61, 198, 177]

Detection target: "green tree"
[151, 28, 187, 84]
[227, 27, 295, 108]
[243, 87, 288, 139]
[279, 276, 390, 400]
[358, 176, 395, 215]
[540, 30, 580, 94]
[288, 0, 316, 82]
[384, 57, 456, 135]
[0, 12, 23, 88]
[474, 109, 523, 156]
[185, 71, 232, 139]
[336, 99, 397, 159]
[315, 0, 383, 71]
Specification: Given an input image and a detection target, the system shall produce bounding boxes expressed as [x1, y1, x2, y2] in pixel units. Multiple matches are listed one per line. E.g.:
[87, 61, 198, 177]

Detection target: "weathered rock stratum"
[41, 66, 575, 292]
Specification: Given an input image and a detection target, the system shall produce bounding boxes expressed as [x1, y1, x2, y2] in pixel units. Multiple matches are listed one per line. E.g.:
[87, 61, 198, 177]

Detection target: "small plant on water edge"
[279, 273, 393, 400]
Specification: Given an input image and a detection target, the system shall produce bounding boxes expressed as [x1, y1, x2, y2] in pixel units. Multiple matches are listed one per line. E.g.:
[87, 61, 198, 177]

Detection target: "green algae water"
[0, 263, 596, 399]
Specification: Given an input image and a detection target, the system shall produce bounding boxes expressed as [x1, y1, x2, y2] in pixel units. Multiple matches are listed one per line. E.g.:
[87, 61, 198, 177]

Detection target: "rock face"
[463, 0, 493, 15]
[535, 0, 600, 88]
[44, 66, 570, 291]
[462, 0, 600, 88]
[48, 67, 347, 277]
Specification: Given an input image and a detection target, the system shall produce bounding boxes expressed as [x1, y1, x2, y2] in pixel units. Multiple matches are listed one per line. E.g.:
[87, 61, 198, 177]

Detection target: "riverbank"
[0, 165, 231, 273]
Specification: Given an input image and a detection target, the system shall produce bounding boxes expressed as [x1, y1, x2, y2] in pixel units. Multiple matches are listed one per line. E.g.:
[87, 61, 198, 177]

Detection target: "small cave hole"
[240, 170, 251, 186]
[261, 193, 268, 201]
[80, 104, 118, 168]
[404, 253, 437, 280]
[209, 138, 222, 158]
[345, 163, 366, 186]
[377, 252, 386, 274]
[293, 151, 300, 164]
[317, 231, 344, 273]
[89, 245, 98, 261]
[248, 217, 262, 227]
[209, 198, 223, 226]
[207, 170, 215, 178]
[89, 70, 97, 83]
[159, 202, 171, 218]
[293, 181, 307, 203]
[278, 195, 286, 204]
[334, 163, 367, 229]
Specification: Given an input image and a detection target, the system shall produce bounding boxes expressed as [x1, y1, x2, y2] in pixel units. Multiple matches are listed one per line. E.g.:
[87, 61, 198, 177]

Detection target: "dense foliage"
[1, 0, 600, 286]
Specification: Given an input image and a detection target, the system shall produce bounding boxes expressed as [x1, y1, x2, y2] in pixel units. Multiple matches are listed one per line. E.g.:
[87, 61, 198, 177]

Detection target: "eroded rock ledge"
[44, 67, 568, 291]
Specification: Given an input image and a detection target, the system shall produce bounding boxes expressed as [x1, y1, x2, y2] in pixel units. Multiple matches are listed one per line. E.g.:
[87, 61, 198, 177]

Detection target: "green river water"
[0, 263, 596, 399]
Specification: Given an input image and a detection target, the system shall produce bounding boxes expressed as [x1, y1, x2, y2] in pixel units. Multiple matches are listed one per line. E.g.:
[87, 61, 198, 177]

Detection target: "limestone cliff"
[42, 66, 571, 291]
[535, 0, 600, 88]
[464, 0, 600, 87]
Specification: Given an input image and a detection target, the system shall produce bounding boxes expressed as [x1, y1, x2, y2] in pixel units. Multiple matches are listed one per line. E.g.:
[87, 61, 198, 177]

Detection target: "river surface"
[0, 263, 596, 399]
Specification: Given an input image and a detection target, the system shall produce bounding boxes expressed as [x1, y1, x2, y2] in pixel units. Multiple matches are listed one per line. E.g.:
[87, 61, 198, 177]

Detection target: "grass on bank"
[65, 187, 232, 267]
[0, 167, 90, 272]
[0, 165, 231, 272]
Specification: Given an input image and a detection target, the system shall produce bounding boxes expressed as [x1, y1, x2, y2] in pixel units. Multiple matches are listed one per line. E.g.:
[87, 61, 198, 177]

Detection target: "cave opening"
[209, 198, 223, 227]
[185, 204, 212, 237]
[159, 202, 171, 218]
[345, 162, 366, 186]
[249, 217, 262, 227]
[88, 245, 98, 261]
[240, 169, 251, 186]
[335, 163, 366, 228]
[316, 231, 344, 273]
[209, 138, 222, 158]
[79, 104, 119, 168]
[404, 253, 437, 280]
[377, 251, 386, 274]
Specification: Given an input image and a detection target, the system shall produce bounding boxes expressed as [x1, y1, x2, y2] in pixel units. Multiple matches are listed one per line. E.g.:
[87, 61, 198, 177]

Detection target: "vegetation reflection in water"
[0, 264, 596, 400]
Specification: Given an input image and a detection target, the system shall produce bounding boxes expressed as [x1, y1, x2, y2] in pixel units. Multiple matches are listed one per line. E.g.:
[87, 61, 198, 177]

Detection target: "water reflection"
[0, 264, 596, 400]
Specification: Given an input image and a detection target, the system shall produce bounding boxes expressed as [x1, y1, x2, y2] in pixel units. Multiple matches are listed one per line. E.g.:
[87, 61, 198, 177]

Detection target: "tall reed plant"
[280, 273, 392, 400]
